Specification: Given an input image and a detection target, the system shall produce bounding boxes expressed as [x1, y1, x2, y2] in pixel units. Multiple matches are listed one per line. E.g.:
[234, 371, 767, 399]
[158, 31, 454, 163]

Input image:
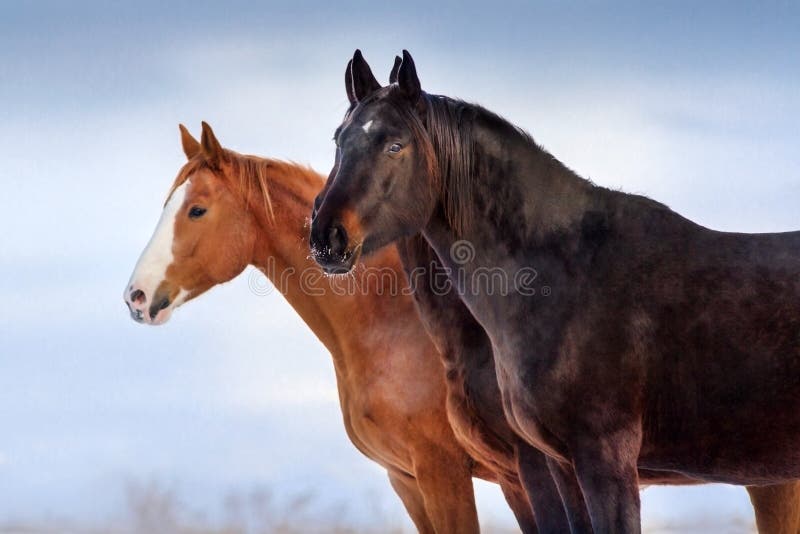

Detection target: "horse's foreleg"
[388, 470, 436, 534]
[498, 476, 539, 534]
[413, 449, 480, 534]
[747, 481, 800, 534]
[544, 456, 593, 533]
[572, 430, 641, 534]
[515, 444, 573, 533]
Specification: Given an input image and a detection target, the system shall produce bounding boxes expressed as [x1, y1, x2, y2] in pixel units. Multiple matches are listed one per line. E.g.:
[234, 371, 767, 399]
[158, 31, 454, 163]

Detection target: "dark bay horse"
[310, 50, 800, 533]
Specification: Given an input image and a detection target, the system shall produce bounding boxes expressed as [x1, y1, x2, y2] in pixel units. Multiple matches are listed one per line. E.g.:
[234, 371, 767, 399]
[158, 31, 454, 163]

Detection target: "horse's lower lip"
[321, 249, 360, 274]
[320, 253, 356, 274]
[322, 263, 354, 275]
[128, 305, 172, 325]
[314, 243, 362, 274]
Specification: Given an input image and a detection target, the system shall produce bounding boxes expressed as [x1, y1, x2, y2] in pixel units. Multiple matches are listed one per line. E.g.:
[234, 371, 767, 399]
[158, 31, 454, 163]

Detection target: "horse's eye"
[388, 143, 403, 153]
[188, 206, 207, 219]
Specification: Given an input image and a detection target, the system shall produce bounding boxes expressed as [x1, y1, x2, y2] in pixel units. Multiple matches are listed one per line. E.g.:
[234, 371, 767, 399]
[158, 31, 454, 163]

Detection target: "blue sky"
[1, 1, 799, 531]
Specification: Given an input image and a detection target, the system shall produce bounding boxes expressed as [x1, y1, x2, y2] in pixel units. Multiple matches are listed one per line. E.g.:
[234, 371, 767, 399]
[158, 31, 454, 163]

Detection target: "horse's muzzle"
[309, 220, 358, 274]
[124, 285, 172, 325]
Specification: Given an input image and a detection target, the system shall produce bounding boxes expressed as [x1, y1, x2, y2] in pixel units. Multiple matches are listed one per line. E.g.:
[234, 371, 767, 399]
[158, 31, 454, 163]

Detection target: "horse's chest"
[501, 388, 568, 461]
[337, 387, 415, 470]
[491, 345, 572, 460]
[444, 383, 515, 477]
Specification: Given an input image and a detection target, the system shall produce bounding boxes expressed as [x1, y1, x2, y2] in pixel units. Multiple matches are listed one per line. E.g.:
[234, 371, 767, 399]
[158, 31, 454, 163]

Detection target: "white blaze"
[126, 180, 190, 300]
[362, 119, 373, 133]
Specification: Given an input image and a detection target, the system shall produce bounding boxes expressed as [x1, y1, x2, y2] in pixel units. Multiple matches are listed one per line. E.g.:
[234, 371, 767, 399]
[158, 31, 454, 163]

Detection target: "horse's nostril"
[328, 224, 348, 257]
[130, 289, 146, 304]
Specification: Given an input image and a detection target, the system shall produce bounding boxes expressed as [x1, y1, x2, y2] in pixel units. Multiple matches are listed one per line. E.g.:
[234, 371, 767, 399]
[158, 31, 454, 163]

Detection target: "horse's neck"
[432, 121, 590, 236]
[246, 166, 388, 374]
[422, 122, 594, 326]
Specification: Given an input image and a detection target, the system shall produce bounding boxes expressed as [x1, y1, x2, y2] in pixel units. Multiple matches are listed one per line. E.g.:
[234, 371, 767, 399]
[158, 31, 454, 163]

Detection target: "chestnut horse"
[123, 122, 554, 532]
[310, 49, 800, 533]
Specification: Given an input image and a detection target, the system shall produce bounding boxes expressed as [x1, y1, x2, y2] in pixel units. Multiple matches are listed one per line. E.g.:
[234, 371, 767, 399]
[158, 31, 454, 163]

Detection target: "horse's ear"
[398, 50, 421, 103]
[344, 59, 356, 105]
[200, 121, 226, 168]
[389, 55, 402, 84]
[351, 49, 380, 101]
[179, 124, 200, 160]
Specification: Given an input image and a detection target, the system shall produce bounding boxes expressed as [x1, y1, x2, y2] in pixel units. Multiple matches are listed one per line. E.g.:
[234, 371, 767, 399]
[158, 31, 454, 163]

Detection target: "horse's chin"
[148, 308, 175, 326]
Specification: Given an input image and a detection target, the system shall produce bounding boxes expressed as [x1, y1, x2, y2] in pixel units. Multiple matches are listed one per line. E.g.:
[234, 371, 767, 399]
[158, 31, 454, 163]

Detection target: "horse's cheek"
[217, 218, 256, 280]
